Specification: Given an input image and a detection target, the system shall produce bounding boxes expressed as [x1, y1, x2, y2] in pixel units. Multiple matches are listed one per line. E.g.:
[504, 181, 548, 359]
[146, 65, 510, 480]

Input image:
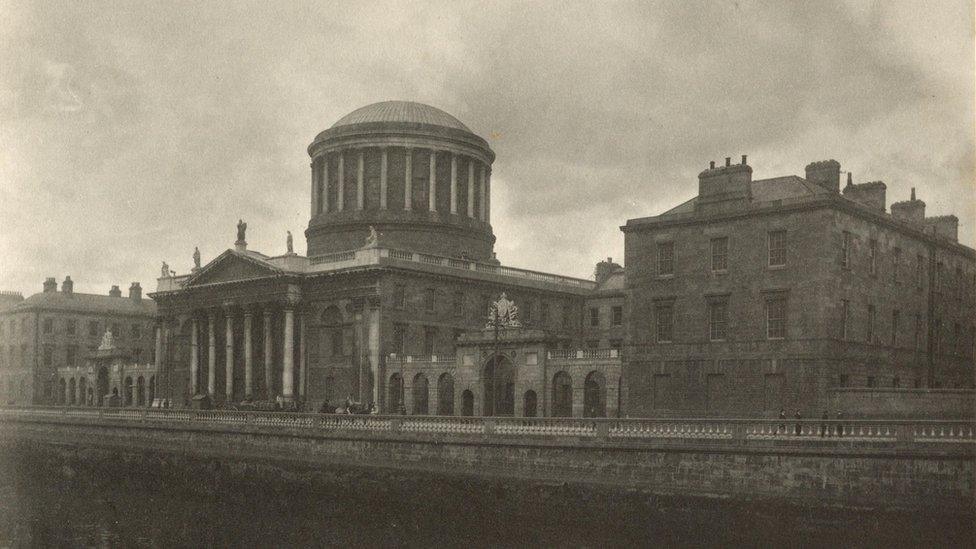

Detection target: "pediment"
[186, 252, 279, 287]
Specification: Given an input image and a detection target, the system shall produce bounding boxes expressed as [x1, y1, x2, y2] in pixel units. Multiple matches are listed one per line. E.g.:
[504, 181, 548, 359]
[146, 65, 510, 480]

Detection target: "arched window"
[68, 378, 76, 405]
[461, 390, 474, 417]
[523, 390, 538, 417]
[388, 373, 403, 414]
[78, 377, 88, 406]
[137, 376, 146, 406]
[124, 376, 133, 407]
[57, 378, 66, 405]
[148, 376, 156, 404]
[412, 373, 429, 415]
[583, 371, 607, 418]
[552, 371, 573, 417]
[437, 373, 455, 415]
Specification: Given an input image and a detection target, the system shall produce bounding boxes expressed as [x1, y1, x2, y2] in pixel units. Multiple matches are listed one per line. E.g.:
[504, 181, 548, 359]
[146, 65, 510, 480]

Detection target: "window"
[589, 307, 600, 327]
[892, 248, 901, 284]
[609, 338, 623, 350]
[88, 321, 99, 337]
[452, 292, 464, 317]
[131, 324, 141, 339]
[562, 304, 571, 329]
[866, 304, 875, 343]
[914, 313, 922, 350]
[914, 377, 922, 389]
[611, 306, 623, 326]
[655, 303, 674, 343]
[891, 310, 900, 347]
[423, 327, 436, 356]
[111, 323, 120, 337]
[765, 296, 787, 339]
[132, 348, 142, 362]
[892, 377, 900, 388]
[66, 319, 76, 336]
[838, 374, 849, 387]
[330, 329, 343, 357]
[841, 231, 852, 269]
[916, 255, 925, 288]
[541, 303, 550, 325]
[394, 285, 405, 309]
[840, 300, 849, 341]
[708, 300, 728, 341]
[711, 237, 728, 271]
[424, 288, 435, 313]
[392, 323, 406, 355]
[953, 323, 961, 355]
[586, 340, 599, 349]
[658, 242, 674, 276]
[933, 318, 942, 355]
[42, 318, 53, 334]
[868, 239, 878, 276]
[43, 344, 53, 367]
[66, 345, 77, 367]
[523, 300, 533, 323]
[867, 376, 876, 388]
[768, 230, 786, 267]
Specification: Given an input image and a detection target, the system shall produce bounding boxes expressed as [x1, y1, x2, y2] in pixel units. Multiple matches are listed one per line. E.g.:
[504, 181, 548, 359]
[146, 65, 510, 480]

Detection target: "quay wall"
[0, 408, 972, 513]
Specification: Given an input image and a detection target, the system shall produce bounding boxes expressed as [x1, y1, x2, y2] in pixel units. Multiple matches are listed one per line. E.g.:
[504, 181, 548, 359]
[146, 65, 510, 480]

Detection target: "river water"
[0, 446, 971, 548]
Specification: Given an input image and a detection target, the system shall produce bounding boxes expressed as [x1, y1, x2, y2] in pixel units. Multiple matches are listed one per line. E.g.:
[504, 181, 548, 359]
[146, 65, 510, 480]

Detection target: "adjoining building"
[622, 157, 976, 417]
[0, 277, 156, 405]
[56, 329, 158, 407]
[150, 101, 623, 414]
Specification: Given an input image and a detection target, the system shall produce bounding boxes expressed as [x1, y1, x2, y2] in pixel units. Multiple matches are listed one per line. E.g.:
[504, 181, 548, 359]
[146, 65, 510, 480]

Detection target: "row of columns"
[311, 148, 491, 222]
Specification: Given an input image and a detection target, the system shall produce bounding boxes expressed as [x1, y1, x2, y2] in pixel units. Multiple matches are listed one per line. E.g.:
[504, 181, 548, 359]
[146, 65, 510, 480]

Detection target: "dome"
[331, 101, 471, 132]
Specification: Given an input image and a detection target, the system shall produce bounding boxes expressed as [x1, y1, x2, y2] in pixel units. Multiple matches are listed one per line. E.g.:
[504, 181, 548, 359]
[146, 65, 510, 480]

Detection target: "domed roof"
[331, 101, 471, 132]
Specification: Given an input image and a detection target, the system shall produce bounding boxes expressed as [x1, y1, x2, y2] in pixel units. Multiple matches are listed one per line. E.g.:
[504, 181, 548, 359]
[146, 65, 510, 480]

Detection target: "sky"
[0, 0, 973, 296]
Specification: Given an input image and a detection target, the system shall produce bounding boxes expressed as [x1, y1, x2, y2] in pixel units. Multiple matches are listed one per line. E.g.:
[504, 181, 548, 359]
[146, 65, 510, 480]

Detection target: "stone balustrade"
[547, 349, 620, 360]
[3, 406, 973, 445]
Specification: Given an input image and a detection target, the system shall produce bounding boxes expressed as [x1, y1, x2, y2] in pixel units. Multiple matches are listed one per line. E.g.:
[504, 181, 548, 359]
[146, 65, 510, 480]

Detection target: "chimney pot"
[43, 277, 57, 293]
[725, 157, 731, 167]
[846, 172, 853, 186]
[109, 285, 121, 298]
[709, 161, 715, 169]
[129, 282, 142, 301]
[911, 187, 916, 201]
[741, 155, 747, 165]
[61, 276, 73, 295]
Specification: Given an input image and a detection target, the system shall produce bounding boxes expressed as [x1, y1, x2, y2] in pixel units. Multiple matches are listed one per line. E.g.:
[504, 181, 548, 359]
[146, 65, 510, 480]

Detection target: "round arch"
[437, 373, 455, 416]
[78, 377, 88, 406]
[412, 373, 429, 415]
[388, 373, 404, 413]
[96, 367, 110, 407]
[483, 355, 515, 416]
[552, 371, 573, 417]
[124, 376, 133, 407]
[137, 376, 146, 406]
[583, 370, 607, 418]
[461, 390, 474, 417]
[68, 378, 76, 405]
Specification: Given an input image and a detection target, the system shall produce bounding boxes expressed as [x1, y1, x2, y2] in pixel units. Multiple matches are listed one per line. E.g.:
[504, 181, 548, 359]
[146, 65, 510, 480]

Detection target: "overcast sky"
[1, 0, 973, 296]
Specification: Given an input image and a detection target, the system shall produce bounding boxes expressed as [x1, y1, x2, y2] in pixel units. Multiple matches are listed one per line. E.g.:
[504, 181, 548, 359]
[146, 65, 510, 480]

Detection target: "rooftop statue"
[161, 261, 169, 278]
[98, 329, 116, 351]
[364, 226, 379, 248]
[486, 292, 521, 328]
[193, 247, 201, 269]
[236, 219, 247, 242]
[286, 231, 294, 254]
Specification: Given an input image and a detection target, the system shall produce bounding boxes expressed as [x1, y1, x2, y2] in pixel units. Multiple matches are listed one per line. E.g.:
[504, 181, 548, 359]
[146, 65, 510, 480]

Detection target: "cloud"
[0, 0, 972, 296]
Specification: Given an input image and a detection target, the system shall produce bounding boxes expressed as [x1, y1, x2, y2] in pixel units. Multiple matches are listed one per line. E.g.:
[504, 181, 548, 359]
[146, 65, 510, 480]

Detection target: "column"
[264, 308, 273, 399]
[337, 152, 345, 211]
[404, 148, 413, 210]
[225, 308, 234, 402]
[479, 164, 486, 221]
[486, 167, 491, 223]
[190, 317, 199, 395]
[322, 153, 329, 213]
[244, 307, 254, 400]
[299, 311, 307, 400]
[207, 312, 216, 396]
[367, 298, 381, 407]
[153, 324, 163, 399]
[282, 306, 295, 401]
[467, 158, 475, 217]
[356, 149, 365, 210]
[450, 153, 458, 214]
[380, 148, 388, 210]
[428, 150, 437, 211]
[310, 162, 317, 218]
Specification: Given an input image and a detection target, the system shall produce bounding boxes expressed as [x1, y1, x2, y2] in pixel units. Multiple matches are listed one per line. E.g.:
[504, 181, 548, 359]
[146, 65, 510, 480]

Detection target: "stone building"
[150, 101, 623, 415]
[56, 329, 158, 407]
[0, 277, 156, 404]
[622, 156, 976, 417]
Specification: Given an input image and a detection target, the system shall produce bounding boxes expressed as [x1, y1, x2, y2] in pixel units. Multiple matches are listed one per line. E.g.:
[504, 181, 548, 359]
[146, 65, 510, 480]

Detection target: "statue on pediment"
[363, 226, 379, 248]
[193, 247, 201, 269]
[286, 231, 294, 254]
[161, 261, 170, 278]
[236, 219, 247, 243]
[486, 292, 521, 328]
[98, 329, 116, 351]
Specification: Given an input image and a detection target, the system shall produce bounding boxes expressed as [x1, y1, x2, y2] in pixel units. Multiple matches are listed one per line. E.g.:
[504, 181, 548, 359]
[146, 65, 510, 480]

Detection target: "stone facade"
[0, 278, 155, 405]
[622, 157, 976, 418]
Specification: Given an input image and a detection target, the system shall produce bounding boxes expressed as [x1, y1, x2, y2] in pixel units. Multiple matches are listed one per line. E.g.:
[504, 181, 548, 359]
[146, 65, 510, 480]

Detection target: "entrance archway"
[552, 371, 573, 417]
[137, 376, 146, 406]
[57, 378, 66, 405]
[523, 390, 538, 417]
[96, 367, 109, 407]
[68, 378, 76, 405]
[78, 377, 87, 406]
[483, 355, 515, 416]
[412, 373, 429, 415]
[124, 376, 133, 406]
[461, 390, 474, 416]
[148, 376, 156, 403]
[389, 373, 403, 413]
[437, 373, 455, 415]
[584, 371, 607, 417]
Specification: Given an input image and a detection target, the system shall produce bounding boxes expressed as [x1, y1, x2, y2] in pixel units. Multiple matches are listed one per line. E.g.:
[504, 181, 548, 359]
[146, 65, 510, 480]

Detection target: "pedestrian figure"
[821, 409, 829, 437]
[794, 409, 802, 436]
[835, 410, 844, 437]
[778, 408, 786, 434]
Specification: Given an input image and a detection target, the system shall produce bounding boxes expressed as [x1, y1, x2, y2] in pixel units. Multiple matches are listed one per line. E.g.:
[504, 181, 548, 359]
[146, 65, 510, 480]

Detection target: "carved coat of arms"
[486, 292, 521, 328]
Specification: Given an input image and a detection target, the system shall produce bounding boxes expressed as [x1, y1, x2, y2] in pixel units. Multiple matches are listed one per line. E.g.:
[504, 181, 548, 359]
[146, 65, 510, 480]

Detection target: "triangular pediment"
[185, 251, 280, 287]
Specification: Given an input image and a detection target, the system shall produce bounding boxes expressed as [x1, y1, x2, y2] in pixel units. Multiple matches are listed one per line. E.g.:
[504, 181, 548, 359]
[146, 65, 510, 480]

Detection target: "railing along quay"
[2, 406, 974, 445]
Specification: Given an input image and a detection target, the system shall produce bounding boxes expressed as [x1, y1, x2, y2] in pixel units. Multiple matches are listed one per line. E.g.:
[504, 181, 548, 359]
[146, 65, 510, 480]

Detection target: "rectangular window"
[424, 288, 435, 313]
[66, 345, 77, 367]
[522, 300, 533, 324]
[840, 300, 849, 341]
[131, 324, 141, 339]
[562, 304, 571, 329]
[839, 374, 849, 387]
[589, 307, 600, 327]
[611, 306, 623, 326]
[331, 329, 343, 357]
[841, 231, 852, 269]
[914, 377, 922, 389]
[88, 321, 99, 337]
[132, 348, 142, 362]
[768, 230, 786, 267]
[655, 303, 674, 343]
[916, 255, 925, 288]
[42, 318, 53, 334]
[765, 296, 787, 339]
[394, 285, 406, 309]
[453, 292, 464, 317]
[867, 376, 876, 388]
[541, 302, 550, 325]
[69, 320, 78, 336]
[111, 323, 120, 337]
[711, 237, 728, 271]
[392, 323, 406, 355]
[609, 338, 623, 350]
[708, 300, 728, 341]
[423, 327, 435, 356]
[891, 310, 900, 347]
[866, 304, 875, 344]
[892, 248, 901, 284]
[868, 239, 878, 276]
[892, 377, 900, 388]
[914, 313, 922, 350]
[42, 344, 53, 367]
[658, 242, 674, 276]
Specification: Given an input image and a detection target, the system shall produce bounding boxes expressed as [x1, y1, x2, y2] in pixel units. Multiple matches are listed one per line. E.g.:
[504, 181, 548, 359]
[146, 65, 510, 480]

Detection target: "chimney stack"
[725, 157, 731, 167]
[61, 276, 73, 295]
[129, 282, 142, 302]
[709, 161, 715, 169]
[891, 189, 926, 223]
[109, 285, 122, 297]
[741, 155, 747, 165]
[804, 160, 841, 193]
[43, 277, 57, 293]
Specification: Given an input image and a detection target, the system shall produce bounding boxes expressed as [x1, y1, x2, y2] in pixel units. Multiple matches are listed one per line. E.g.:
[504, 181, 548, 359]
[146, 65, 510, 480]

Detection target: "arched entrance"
[57, 378, 66, 405]
[461, 390, 474, 416]
[148, 376, 156, 403]
[137, 376, 146, 406]
[68, 378, 76, 405]
[412, 373, 429, 415]
[523, 390, 538, 417]
[388, 373, 403, 413]
[584, 371, 607, 418]
[437, 373, 454, 415]
[78, 377, 88, 406]
[124, 376, 133, 406]
[552, 371, 573, 417]
[483, 355, 515, 416]
[96, 367, 109, 407]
